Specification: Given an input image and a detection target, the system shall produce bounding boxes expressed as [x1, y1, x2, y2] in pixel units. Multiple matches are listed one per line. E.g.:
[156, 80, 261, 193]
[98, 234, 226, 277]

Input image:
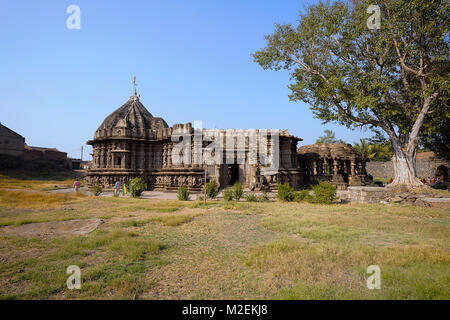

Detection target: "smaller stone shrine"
[297, 143, 370, 190]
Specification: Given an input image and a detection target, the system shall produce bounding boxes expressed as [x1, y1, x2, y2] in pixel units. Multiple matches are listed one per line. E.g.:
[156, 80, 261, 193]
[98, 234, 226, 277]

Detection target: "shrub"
[245, 193, 257, 202]
[177, 185, 190, 201]
[93, 182, 102, 196]
[277, 182, 294, 202]
[311, 181, 337, 204]
[205, 180, 219, 199]
[129, 177, 147, 198]
[233, 181, 243, 201]
[259, 189, 270, 202]
[432, 182, 447, 190]
[293, 189, 310, 202]
[223, 188, 234, 201]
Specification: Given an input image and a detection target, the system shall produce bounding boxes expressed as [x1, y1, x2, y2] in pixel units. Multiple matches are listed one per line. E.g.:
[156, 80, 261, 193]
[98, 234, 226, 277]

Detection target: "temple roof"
[92, 93, 168, 140]
[298, 143, 364, 160]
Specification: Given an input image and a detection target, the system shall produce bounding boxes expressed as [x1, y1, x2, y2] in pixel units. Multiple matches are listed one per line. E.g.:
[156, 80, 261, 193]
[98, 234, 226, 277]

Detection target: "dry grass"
[0, 188, 448, 300]
[0, 173, 78, 191]
[0, 189, 85, 209]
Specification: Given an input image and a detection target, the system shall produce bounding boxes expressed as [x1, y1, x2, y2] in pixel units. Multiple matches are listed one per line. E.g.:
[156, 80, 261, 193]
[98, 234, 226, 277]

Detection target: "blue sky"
[0, 0, 371, 159]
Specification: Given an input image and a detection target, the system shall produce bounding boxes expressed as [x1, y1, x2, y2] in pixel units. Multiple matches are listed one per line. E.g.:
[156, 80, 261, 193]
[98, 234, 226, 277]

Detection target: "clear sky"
[0, 0, 371, 160]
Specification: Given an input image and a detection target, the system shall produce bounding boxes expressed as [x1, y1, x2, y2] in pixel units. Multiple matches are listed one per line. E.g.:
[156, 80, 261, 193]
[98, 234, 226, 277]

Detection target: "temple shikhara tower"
[87, 82, 370, 190]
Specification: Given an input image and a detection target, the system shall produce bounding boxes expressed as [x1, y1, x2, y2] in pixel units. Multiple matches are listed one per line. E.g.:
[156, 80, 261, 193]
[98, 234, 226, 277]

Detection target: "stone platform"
[345, 186, 450, 208]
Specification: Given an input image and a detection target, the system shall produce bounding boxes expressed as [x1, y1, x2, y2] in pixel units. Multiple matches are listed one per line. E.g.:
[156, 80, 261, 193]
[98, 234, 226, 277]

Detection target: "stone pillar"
[100, 145, 105, 168]
[163, 145, 167, 168]
[333, 159, 339, 175]
[350, 159, 356, 175]
[323, 160, 329, 175]
[123, 153, 128, 169]
[140, 143, 145, 169]
[168, 143, 173, 167]
[148, 143, 153, 170]
[131, 143, 136, 170]
[313, 160, 317, 175]
[215, 164, 221, 186]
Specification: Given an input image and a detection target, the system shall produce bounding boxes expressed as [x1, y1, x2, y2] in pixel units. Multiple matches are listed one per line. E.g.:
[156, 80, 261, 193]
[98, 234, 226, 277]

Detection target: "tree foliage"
[353, 136, 393, 161]
[253, 0, 449, 186]
[419, 116, 450, 158]
[129, 177, 147, 198]
[315, 129, 345, 144]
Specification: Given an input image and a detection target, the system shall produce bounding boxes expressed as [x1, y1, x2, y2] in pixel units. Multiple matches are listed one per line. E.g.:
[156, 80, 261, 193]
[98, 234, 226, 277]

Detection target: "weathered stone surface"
[414, 198, 431, 207]
[0, 219, 104, 238]
[390, 196, 403, 203]
[86, 92, 304, 191]
[366, 159, 449, 181]
[298, 143, 372, 190]
[420, 197, 450, 209]
[347, 186, 450, 207]
[347, 186, 389, 204]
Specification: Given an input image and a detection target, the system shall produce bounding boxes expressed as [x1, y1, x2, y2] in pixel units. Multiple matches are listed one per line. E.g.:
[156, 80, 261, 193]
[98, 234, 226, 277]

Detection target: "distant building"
[0, 123, 71, 170]
[0, 123, 25, 157]
[23, 146, 67, 162]
[68, 158, 81, 170]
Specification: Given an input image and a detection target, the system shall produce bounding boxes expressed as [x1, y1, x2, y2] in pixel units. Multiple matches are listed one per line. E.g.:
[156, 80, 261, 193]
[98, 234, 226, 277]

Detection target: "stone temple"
[87, 88, 369, 191]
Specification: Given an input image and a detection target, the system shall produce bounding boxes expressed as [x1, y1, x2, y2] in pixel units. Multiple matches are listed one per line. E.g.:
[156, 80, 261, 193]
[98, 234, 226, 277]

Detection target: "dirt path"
[0, 218, 104, 238]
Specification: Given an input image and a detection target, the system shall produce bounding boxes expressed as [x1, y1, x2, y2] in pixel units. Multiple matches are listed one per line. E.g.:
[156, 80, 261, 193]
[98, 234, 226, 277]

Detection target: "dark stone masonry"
[86, 90, 372, 191]
[366, 157, 449, 180]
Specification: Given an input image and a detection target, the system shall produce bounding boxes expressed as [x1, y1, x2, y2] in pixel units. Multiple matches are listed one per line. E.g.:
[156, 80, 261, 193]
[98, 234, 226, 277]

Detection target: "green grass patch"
[148, 214, 200, 226]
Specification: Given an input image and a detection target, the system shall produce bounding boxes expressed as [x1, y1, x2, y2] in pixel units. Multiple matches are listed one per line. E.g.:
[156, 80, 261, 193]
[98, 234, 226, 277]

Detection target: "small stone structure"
[297, 143, 370, 190]
[347, 186, 450, 208]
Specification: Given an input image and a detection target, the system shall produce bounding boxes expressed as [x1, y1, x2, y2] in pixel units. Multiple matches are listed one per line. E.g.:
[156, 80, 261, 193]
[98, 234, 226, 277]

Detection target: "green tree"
[353, 138, 372, 159]
[419, 116, 450, 158]
[353, 138, 393, 161]
[315, 129, 345, 144]
[253, 0, 449, 187]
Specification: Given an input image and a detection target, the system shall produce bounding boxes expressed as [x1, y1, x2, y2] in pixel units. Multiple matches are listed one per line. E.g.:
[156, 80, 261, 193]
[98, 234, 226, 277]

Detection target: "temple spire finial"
[133, 76, 137, 96]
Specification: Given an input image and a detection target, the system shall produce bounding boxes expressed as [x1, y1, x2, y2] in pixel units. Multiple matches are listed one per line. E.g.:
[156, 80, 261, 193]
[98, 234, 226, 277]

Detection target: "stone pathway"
[48, 187, 277, 201]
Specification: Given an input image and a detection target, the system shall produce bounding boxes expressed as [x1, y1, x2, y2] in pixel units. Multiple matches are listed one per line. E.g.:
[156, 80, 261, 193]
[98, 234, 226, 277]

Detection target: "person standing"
[73, 179, 81, 193]
[114, 180, 121, 197]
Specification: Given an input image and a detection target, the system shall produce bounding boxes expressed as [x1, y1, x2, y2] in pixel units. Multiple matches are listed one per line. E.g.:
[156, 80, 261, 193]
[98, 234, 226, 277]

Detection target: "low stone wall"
[347, 186, 389, 204]
[366, 158, 449, 179]
[346, 186, 450, 208]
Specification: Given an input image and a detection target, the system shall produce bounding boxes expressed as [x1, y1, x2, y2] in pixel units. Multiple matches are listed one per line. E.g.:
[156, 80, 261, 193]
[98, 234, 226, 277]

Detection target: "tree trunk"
[390, 140, 422, 187]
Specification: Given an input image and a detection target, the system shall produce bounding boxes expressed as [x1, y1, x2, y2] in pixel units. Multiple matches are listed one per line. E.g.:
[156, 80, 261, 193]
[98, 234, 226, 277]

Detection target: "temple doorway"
[436, 165, 448, 181]
[228, 164, 239, 185]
